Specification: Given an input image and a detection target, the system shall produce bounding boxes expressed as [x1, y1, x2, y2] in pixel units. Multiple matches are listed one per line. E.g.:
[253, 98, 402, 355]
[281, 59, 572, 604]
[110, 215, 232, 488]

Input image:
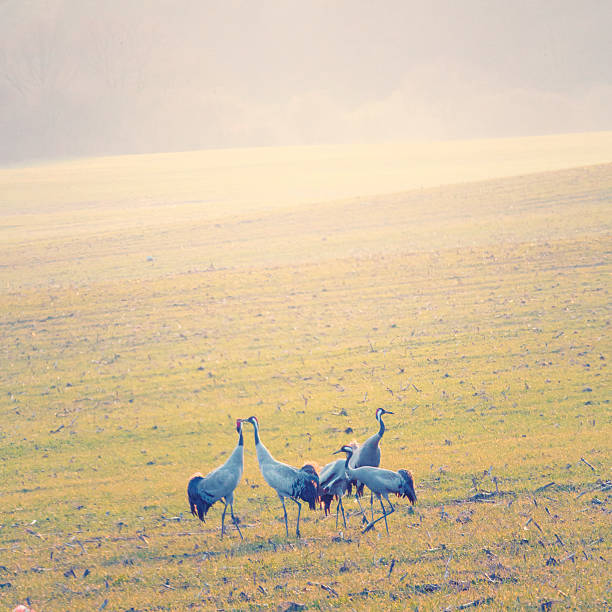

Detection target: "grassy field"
[0, 138, 611, 610]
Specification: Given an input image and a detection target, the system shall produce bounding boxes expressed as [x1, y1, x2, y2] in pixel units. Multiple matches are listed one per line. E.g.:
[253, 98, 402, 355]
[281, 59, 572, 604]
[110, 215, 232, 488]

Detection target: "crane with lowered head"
[318, 441, 358, 528]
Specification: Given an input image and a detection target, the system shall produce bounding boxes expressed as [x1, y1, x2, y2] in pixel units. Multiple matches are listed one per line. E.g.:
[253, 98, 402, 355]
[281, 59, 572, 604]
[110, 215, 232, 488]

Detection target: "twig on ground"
[307, 581, 338, 597]
[524, 517, 543, 533]
[535, 482, 556, 493]
[580, 457, 596, 472]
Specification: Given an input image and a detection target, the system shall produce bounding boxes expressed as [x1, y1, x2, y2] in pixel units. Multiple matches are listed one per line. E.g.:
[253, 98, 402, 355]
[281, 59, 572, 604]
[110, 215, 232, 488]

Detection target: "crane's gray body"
[319, 457, 349, 496]
[187, 425, 244, 538]
[255, 439, 316, 503]
[349, 429, 382, 470]
[319, 455, 353, 527]
[347, 409, 391, 519]
[345, 464, 415, 501]
[246, 416, 318, 537]
[189, 442, 243, 509]
[337, 444, 416, 534]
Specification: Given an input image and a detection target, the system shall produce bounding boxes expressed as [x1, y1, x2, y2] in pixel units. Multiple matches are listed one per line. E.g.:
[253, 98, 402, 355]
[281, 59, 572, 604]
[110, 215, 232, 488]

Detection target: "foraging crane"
[318, 441, 358, 528]
[335, 444, 416, 534]
[187, 419, 244, 539]
[243, 416, 318, 538]
[349, 408, 394, 519]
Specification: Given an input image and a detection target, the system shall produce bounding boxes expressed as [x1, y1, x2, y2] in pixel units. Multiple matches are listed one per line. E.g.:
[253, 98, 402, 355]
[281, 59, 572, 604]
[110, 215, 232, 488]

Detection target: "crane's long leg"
[230, 502, 243, 540]
[280, 497, 289, 537]
[370, 492, 375, 522]
[289, 497, 302, 538]
[338, 496, 347, 528]
[354, 491, 367, 523]
[221, 501, 228, 538]
[379, 496, 389, 534]
[362, 497, 395, 534]
[335, 496, 340, 529]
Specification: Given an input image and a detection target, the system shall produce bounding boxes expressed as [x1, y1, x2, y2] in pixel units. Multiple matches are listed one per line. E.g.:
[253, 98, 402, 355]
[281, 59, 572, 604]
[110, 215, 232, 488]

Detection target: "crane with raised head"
[335, 443, 416, 534]
[349, 407, 394, 520]
[187, 419, 244, 539]
[243, 415, 318, 538]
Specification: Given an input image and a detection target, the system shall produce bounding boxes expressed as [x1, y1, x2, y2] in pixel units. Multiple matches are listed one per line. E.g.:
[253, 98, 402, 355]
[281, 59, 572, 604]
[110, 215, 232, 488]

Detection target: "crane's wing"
[351, 434, 381, 468]
[350, 466, 401, 493]
[319, 459, 344, 490]
[319, 459, 338, 483]
[199, 465, 240, 502]
[260, 459, 299, 492]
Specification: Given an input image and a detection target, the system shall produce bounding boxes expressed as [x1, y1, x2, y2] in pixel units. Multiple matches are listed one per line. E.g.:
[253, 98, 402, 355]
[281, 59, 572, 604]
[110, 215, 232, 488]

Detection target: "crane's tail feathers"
[398, 469, 417, 504]
[292, 467, 319, 511]
[300, 464, 323, 510]
[187, 475, 215, 521]
[320, 491, 334, 516]
[299, 464, 319, 485]
[299, 478, 319, 510]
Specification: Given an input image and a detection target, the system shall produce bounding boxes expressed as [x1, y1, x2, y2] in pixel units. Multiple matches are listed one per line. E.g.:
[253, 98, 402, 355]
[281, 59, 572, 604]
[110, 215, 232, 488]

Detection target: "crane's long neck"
[251, 421, 260, 446]
[224, 429, 244, 469]
[251, 421, 274, 466]
[377, 413, 386, 438]
[344, 450, 357, 479]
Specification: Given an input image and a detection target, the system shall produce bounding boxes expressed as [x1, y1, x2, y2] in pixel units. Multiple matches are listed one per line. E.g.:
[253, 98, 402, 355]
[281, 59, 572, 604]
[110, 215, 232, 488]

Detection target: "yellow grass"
[0, 135, 611, 610]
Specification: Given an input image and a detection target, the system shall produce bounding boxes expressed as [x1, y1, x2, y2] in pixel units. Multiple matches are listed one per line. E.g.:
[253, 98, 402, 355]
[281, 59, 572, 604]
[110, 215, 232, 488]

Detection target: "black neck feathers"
[238, 428, 243, 446]
[377, 413, 386, 437]
[252, 423, 260, 446]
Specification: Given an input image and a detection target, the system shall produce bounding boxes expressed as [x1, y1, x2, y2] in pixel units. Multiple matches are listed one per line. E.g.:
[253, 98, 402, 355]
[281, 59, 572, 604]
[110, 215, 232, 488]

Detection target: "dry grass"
[0, 142, 610, 610]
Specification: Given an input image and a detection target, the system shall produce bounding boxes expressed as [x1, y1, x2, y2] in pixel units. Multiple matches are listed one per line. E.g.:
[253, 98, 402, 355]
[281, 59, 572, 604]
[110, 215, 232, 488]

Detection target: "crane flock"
[187, 409, 416, 538]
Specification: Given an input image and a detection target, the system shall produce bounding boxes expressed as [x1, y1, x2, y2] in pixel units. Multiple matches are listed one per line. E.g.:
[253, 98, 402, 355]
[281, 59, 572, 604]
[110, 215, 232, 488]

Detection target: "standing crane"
[318, 441, 358, 528]
[335, 444, 416, 534]
[187, 419, 244, 539]
[243, 416, 318, 538]
[349, 408, 394, 520]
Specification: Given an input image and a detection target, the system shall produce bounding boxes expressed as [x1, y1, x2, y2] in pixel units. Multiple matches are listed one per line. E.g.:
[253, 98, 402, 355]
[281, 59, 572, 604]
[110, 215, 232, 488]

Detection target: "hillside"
[0, 142, 610, 610]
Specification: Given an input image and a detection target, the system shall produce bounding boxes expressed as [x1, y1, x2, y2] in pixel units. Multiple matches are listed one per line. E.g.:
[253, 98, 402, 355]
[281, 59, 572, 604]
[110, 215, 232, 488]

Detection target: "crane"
[243, 415, 318, 538]
[318, 441, 358, 528]
[187, 419, 244, 539]
[335, 443, 416, 534]
[349, 407, 394, 520]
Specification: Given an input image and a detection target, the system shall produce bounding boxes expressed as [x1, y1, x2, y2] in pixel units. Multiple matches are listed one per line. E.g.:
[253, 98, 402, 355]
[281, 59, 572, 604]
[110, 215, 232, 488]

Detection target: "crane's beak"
[384, 410, 394, 414]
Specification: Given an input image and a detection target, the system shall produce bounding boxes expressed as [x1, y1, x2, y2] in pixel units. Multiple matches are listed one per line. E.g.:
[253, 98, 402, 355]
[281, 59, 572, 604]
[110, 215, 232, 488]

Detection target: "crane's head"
[333, 444, 355, 457]
[235, 419, 243, 433]
[376, 407, 393, 420]
[244, 416, 259, 428]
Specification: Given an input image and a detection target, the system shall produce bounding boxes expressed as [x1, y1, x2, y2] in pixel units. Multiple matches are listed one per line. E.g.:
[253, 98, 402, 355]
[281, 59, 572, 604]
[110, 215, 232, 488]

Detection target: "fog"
[1, 0, 610, 164]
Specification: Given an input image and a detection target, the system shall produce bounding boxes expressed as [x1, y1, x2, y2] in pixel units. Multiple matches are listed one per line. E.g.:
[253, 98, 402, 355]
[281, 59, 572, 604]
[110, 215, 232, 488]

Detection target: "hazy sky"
[1, 0, 611, 163]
